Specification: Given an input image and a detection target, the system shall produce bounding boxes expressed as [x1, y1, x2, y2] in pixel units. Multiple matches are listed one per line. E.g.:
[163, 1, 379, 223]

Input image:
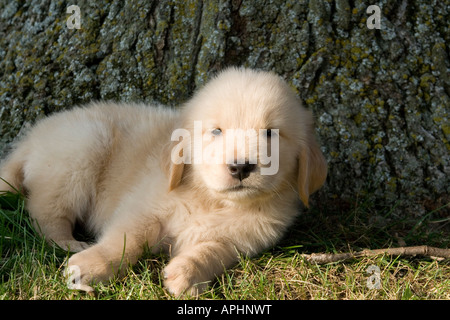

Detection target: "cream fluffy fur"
[0, 68, 327, 295]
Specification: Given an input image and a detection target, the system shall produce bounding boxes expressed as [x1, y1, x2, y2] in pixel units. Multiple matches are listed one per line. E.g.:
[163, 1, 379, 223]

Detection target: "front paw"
[65, 247, 116, 293]
[163, 257, 209, 296]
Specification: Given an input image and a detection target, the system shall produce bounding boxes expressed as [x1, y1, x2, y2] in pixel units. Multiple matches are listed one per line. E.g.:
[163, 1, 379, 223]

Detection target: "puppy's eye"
[211, 128, 222, 136]
[262, 129, 278, 139]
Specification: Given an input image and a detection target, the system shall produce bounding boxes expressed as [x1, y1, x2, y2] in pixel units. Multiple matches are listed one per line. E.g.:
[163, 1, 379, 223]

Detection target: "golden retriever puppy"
[0, 68, 327, 295]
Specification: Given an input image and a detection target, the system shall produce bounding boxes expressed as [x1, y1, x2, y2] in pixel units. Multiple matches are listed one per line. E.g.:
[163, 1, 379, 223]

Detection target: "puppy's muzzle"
[227, 162, 256, 181]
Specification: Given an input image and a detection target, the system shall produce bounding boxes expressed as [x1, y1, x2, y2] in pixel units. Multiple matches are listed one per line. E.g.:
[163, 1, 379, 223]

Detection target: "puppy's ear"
[297, 132, 327, 207]
[161, 140, 186, 192]
[168, 162, 184, 191]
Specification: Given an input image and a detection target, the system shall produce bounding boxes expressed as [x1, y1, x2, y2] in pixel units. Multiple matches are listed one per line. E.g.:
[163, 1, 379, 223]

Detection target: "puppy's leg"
[66, 216, 161, 292]
[27, 193, 89, 252]
[163, 241, 238, 296]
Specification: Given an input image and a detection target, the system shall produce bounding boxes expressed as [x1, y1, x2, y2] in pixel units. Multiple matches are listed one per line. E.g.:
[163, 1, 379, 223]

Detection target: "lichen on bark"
[0, 0, 448, 215]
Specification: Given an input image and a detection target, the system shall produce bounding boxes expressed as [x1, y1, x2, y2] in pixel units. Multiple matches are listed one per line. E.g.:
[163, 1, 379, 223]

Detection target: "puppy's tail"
[0, 146, 27, 194]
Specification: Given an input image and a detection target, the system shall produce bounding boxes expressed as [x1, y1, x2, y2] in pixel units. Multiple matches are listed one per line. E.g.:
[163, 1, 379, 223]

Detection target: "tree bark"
[0, 0, 448, 216]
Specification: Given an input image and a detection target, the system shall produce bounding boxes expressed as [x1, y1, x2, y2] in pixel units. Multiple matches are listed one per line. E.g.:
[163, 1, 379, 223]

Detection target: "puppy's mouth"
[221, 184, 260, 194]
[227, 185, 246, 192]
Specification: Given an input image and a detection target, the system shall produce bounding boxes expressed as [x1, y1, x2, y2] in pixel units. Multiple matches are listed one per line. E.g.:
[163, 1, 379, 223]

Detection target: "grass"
[0, 191, 449, 300]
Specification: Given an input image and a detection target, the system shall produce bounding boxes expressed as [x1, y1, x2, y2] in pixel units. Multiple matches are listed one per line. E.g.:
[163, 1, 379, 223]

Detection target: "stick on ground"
[303, 246, 450, 264]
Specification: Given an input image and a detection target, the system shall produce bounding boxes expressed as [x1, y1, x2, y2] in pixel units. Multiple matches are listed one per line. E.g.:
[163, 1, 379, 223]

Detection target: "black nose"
[227, 162, 256, 181]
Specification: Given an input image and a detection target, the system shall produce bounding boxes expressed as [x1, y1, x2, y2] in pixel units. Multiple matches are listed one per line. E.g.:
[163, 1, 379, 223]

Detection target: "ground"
[0, 191, 449, 300]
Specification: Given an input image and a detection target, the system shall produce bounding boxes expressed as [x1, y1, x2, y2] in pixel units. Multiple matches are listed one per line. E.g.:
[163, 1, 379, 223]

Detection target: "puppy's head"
[168, 68, 327, 206]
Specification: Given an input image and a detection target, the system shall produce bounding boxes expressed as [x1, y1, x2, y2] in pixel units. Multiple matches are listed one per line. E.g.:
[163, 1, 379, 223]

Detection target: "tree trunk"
[0, 0, 448, 216]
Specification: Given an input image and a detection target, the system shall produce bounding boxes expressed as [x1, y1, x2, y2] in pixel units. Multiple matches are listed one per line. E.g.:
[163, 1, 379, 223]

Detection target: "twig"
[303, 246, 450, 264]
